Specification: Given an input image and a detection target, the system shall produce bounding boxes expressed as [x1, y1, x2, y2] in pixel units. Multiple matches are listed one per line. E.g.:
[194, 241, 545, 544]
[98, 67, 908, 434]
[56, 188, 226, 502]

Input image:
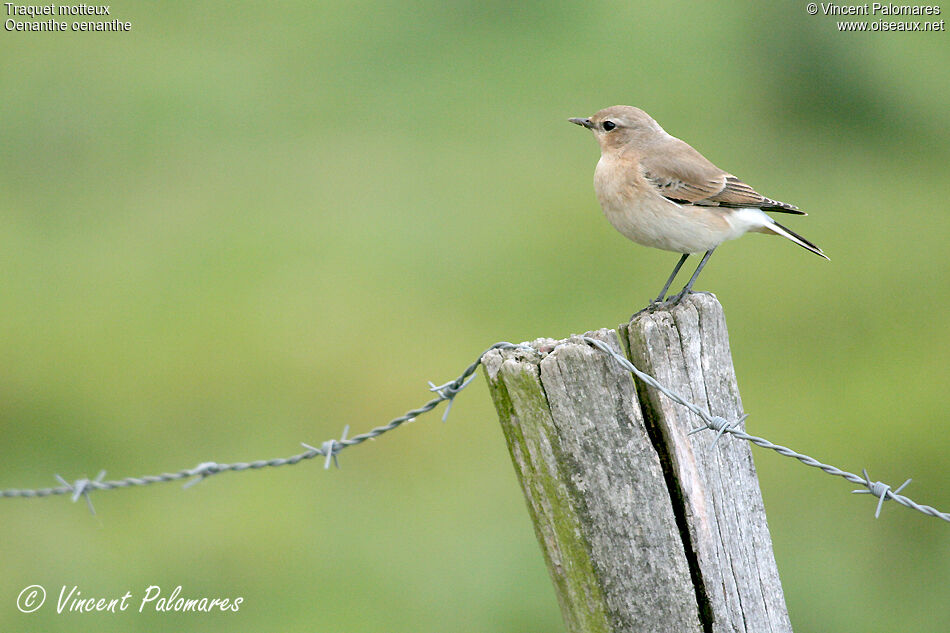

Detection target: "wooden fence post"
[482, 293, 792, 633]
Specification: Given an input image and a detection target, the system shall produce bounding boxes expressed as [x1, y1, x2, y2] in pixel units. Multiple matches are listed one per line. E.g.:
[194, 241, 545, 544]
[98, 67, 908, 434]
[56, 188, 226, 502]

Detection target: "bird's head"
[569, 106, 666, 155]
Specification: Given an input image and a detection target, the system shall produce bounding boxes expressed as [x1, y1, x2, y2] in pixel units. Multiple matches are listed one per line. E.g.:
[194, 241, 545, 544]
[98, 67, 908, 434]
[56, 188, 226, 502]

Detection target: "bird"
[569, 106, 827, 305]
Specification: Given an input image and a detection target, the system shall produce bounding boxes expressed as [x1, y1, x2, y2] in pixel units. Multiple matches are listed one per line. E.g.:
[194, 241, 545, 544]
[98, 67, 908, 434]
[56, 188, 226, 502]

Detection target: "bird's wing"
[641, 136, 803, 214]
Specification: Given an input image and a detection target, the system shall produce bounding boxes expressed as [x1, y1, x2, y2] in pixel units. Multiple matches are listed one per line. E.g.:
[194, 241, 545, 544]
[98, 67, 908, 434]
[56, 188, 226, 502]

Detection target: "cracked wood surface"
[484, 293, 791, 633]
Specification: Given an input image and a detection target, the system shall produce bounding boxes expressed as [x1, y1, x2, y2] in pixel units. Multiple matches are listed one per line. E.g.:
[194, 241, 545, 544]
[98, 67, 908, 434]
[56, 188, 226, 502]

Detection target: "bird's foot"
[630, 294, 679, 320]
[630, 290, 710, 321]
[664, 289, 692, 305]
[629, 303, 657, 320]
[666, 289, 716, 306]
[660, 288, 706, 307]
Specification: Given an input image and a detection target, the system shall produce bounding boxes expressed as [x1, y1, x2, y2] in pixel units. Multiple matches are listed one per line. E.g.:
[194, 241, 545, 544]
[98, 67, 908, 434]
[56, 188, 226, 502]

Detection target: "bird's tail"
[764, 219, 829, 260]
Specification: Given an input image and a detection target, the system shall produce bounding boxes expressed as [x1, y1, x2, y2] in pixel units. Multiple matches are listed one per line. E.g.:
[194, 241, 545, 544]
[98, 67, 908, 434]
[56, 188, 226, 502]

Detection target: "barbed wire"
[0, 342, 529, 513]
[581, 336, 950, 523]
[1, 336, 946, 524]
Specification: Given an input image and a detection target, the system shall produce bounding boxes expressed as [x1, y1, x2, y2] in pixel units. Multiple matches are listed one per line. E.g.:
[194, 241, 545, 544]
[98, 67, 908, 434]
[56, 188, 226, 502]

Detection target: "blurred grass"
[1, 2, 948, 632]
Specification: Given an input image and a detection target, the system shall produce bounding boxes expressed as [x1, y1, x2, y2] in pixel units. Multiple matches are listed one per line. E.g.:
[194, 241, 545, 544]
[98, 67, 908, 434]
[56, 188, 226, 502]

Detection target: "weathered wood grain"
[623, 293, 791, 633]
[484, 293, 791, 633]
[483, 329, 702, 633]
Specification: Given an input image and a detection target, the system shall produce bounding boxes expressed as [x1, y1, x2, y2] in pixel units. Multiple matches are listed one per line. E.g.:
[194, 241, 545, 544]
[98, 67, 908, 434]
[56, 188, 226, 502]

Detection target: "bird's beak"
[569, 117, 593, 129]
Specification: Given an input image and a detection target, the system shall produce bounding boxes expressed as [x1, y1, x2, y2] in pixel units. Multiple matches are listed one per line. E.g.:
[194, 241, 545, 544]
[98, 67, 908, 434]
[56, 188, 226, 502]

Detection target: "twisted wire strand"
[581, 336, 950, 523]
[2, 335, 946, 524]
[0, 342, 527, 504]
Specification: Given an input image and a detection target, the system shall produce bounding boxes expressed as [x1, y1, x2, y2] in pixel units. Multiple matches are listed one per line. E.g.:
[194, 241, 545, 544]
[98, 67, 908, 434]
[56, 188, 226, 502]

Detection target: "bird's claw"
[664, 289, 692, 305]
[630, 293, 683, 320]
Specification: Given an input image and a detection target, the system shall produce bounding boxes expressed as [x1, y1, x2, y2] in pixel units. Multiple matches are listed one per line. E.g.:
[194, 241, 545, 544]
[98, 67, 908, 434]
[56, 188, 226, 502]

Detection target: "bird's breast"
[593, 157, 736, 254]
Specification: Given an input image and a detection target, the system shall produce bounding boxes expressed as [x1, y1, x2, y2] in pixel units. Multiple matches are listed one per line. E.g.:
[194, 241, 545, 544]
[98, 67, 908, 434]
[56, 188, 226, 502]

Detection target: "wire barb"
[183, 462, 221, 489]
[852, 469, 914, 518]
[428, 374, 477, 422]
[321, 425, 349, 469]
[54, 471, 106, 515]
[689, 414, 751, 451]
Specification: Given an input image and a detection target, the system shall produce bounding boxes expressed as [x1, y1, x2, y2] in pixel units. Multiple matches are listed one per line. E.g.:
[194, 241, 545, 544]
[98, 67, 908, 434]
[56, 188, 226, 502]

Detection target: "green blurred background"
[2, 2, 948, 631]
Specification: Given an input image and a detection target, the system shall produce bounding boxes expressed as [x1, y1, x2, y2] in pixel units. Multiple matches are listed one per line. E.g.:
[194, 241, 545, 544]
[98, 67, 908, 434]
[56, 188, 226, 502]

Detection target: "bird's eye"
[602, 120, 616, 131]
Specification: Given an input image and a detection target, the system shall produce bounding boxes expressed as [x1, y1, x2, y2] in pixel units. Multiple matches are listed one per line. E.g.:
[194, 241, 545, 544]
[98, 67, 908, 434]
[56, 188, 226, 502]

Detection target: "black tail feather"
[770, 220, 829, 260]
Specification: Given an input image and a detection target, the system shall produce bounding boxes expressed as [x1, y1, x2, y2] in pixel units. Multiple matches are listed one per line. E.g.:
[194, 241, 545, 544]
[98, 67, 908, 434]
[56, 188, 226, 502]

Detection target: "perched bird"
[570, 106, 827, 304]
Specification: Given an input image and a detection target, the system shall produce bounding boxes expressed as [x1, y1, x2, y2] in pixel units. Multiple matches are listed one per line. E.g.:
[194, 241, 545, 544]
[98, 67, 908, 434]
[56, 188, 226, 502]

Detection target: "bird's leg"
[668, 248, 715, 304]
[654, 253, 690, 303]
